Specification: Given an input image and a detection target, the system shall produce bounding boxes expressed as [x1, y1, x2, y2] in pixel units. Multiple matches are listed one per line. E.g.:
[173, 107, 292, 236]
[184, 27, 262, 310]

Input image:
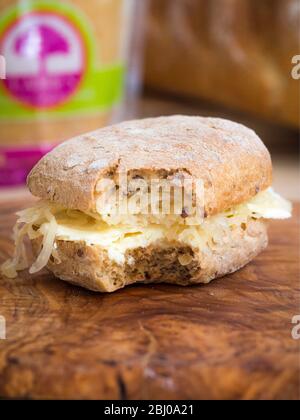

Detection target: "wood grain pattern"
[0, 199, 299, 400]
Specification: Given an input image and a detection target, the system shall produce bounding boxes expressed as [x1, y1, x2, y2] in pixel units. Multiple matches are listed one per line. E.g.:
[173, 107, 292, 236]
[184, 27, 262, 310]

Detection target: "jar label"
[0, 0, 125, 119]
[0, 0, 127, 186]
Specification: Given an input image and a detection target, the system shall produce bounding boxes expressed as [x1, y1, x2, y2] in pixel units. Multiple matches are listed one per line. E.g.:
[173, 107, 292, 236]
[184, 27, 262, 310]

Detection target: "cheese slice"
[246, 188, 292, 219]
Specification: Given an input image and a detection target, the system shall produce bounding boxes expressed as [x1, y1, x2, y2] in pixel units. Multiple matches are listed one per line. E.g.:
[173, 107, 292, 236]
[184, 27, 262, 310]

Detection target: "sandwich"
[1, 116, 292, 292]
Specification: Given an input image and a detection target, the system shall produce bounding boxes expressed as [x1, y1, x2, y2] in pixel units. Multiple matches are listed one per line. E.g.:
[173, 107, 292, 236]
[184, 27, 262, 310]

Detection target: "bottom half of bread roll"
[1, 188, 291, 292]
[31, 218, 267, 293]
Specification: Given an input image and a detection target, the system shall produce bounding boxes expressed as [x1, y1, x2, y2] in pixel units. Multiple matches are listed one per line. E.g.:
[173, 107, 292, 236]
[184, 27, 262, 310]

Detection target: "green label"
[0, 0, 125, 120]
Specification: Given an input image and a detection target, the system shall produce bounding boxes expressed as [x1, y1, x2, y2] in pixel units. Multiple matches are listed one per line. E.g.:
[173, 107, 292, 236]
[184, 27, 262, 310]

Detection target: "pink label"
[0, 145, 54, 187]
[2, 12, 85, 108]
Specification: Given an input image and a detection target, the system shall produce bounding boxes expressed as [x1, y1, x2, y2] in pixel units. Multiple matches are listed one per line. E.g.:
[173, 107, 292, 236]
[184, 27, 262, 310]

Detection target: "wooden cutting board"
[0, 199, 299, 400]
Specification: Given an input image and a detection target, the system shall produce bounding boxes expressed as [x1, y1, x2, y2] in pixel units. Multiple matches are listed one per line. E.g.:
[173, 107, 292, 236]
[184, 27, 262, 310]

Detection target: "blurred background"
[0, 0, 299, 203]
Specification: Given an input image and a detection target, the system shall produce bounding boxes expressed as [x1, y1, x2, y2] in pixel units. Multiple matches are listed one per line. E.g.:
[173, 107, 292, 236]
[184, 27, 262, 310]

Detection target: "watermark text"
[95, 172, 205, 223]
[0, 55, 6, 79]
[291, 55, 300, 80]
[0, 316, 6, 340]
[291, 315, 300, 340]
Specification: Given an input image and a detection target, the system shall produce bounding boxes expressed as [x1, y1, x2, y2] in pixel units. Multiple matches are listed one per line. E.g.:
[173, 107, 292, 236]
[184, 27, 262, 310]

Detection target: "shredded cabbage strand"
[1, 203, 59, 279]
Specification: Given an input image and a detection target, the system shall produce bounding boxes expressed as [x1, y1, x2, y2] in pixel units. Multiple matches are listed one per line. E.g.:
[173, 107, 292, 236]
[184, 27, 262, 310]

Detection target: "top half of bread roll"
[27, 116, 272, 217]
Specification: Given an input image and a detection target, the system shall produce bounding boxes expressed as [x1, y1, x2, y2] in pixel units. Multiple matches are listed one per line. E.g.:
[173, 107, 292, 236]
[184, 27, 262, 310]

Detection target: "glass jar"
[0, 0, 145, 186]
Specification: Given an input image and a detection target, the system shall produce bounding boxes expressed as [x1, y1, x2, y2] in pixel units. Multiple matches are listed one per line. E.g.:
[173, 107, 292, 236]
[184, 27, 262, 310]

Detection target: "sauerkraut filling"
[1, 188, 291, 278]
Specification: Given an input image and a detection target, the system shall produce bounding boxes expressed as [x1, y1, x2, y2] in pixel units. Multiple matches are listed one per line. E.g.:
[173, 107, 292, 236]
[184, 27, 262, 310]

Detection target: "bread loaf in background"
[144, 0, 299, 127]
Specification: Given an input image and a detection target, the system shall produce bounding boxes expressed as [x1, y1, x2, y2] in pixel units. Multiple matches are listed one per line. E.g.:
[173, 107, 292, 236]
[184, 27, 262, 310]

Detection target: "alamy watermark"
[291, 315, 300, 340]
[0, 55, 6, 79]
[0, 316, 6, 340]
[95, 172, 205, 222]
[291, 55, 300, 80]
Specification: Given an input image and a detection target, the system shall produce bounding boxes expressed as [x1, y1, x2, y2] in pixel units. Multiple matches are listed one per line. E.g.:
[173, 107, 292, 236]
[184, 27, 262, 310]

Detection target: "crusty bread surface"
[27, 116, 272, 218]
[33, 219, 268, 292]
